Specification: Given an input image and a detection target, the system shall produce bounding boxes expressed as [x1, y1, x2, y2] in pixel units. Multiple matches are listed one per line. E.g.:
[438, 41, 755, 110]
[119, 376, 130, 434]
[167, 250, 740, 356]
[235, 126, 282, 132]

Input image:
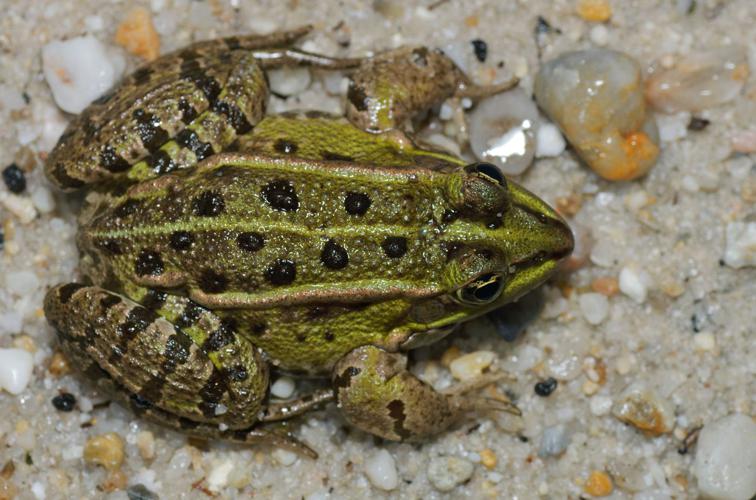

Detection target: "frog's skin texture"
[43, 28, 573, 457]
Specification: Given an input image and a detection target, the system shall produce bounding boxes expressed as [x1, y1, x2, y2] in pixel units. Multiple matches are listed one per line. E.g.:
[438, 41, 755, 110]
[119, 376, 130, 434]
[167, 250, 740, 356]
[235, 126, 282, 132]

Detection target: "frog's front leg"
[43, 284, 314, 457]
[331, 345, 485, 441]
[345, 47, 518, 133]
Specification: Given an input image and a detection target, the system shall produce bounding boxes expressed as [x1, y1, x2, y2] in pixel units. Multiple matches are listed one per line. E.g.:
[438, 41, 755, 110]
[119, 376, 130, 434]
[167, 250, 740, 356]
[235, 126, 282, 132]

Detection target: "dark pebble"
[487, 288, 544, 342]
[127, 484, 160, 500]
[2, 163, 26, 193]
[471, 39, 488, 62]
[687, 116, 710, 131]
[534, 377, 558, 397]
[52, 392, 77, 412]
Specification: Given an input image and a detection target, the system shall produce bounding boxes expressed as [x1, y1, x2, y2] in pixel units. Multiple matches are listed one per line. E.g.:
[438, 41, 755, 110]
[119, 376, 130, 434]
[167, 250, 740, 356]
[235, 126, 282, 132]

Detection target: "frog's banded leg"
[345, 46, 518, 133]
[43, 284, 315, 455]
[332, 345, 519, 441]
[258, 388, 334, 423]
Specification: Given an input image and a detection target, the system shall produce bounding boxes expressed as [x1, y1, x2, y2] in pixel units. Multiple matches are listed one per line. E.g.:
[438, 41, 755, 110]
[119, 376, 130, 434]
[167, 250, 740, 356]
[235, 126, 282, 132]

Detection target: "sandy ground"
[0, 0, 754, 499]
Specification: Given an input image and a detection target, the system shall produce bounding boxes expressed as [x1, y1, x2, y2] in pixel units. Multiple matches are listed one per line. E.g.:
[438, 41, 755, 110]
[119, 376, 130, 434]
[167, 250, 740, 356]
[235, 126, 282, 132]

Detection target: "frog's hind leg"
[259, 388, 334, 422]
[331, 345, 514, 442]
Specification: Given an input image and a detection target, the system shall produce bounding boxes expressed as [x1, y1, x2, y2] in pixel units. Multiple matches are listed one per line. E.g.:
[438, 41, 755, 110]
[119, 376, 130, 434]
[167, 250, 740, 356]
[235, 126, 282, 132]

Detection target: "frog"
[43, 26, 573, 458]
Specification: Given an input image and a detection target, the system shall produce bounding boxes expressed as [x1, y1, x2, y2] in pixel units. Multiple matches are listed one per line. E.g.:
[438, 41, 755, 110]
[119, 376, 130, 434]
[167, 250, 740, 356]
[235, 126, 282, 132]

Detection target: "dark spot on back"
[135, 249, 165, 276]
[264, 259, 296, 285]
[170, 230, 194, 250]
[193, 190, 225, 217]
[99, 145, 131, 173]
[321, 239, 349, 269]
[321, 151, 353, 162]
[98, 239, 123, 255]
[132, 66, 153, 85]
[114, 199, 140, 218]
[175, 129, 214, 161]
[141, 289, 168, 310]
[203, 319, 236, 352]
[347, 83, 368, 112]
[261, 180, 299, 212]
[192, 74, 222, 105]
[249, 321, 266, 336]
[177, 300, 205, 327]
[227, 365, 248, 382]
[344, 192, 371, 215]
[99, 294, 122, 310]
[178, 97, 198, 124]
[333, 366, 361, 390]
[146, 149, 177, 175]
[57, 283, 85, 304]
[198, 368, 228, 418]
[118, 307, 157, 342]
[211, 100, 253, 134]
[387, 399, 412, 440]
[52, 162, 85, 189]
[382, 236, 408, 258]
[237, 232, 264, 252]
[199, 269, 229, 293]
[273, 139, 298, 154]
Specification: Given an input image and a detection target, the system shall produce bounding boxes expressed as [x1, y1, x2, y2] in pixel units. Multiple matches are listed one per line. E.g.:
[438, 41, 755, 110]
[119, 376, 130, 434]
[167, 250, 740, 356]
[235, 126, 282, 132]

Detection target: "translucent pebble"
[611, 385, 674, 436]
[449, 350, 496, 381]
[723, 222, 756, 268]
[5, 270, 40, 296]
[0, 311, 23, 335]
[427, 456, 475, 491]
[42, 36, 125, 114]
[364, 449, 398, 491]
[730, 129, 756, 154]
[30, 186, 55, 214]
[535, 49, 660, 181]
[618, 266, 650, 303]
[270, 376, 296, 399]
[469, 89, 539, 176]
[578, 293, 609, 325]
[206, 459, 234, 491]
[535, 123, 566, 158]
[694, 413, 756, 500]
[538, 424, 570, 457]
[0, 348, 34, 394]
[267, 67, 312, 97]
[645, 47, 749, 114]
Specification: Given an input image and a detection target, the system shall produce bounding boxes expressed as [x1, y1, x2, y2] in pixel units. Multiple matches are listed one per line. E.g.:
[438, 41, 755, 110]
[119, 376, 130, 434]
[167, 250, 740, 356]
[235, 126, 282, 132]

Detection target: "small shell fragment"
[645, 47, 749, 114]
[535, 49, 659, 181]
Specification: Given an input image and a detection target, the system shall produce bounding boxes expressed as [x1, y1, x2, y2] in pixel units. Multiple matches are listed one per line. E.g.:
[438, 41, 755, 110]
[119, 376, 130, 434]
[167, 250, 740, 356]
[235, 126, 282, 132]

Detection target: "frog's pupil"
[345, 192, 371, 215]
[265, 259, 297, 285]
[237, 232, 265, 252]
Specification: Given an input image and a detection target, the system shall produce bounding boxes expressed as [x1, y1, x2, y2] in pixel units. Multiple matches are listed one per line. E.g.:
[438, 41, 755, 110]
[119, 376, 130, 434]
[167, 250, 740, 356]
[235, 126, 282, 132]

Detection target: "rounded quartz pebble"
[722, 221, 756, 268]
[364, 449, 399, 491]
[449, 350, 496, 381]
[269, 376, 295, 399]
[578, 292, 609, 325]
[42, 35, 125, 114]
[427, 456, 474, 492]
[267, 67, 312, 97]
[534, 122, 566, 158]
[538, 424, 570, 457]
[694, 413, 756, 500]
[645, 47, 750, 114]
[468, 88, 540, 176]
[534, 49, 660, 181]
[0, 348, 34, 395]
[83, 432, 125, 471]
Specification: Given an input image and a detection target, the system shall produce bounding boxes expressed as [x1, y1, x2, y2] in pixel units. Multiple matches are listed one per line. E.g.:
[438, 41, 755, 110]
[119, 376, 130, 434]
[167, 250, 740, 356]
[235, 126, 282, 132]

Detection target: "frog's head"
[418, 162, 573, 327]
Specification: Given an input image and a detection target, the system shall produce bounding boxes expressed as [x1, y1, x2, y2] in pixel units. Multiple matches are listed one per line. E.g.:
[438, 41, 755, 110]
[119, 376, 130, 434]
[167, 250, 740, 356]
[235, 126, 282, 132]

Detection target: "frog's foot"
[43, 283, 270, 431]
[439, 371, 521, 416]
[454, 75, 520, 100]
[332, 345, 475, 442]
[259, 388, 334, 423]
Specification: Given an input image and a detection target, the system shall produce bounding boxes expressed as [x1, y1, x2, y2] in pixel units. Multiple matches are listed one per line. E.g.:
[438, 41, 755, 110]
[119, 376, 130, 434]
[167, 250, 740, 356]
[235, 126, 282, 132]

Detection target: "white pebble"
[589, 395, 613, 416]
[207, 459, 234, 492]
[42, 36, 125, 114]
[723, 222, 756, 268]
[5, 270, 40, 296]
[30, 186, 55, 214]
[655, 112, 689, 142]
[427, 456, 475, 492]
[619, 266, 650, 303]
[538, 424, 570, 457]
[62, 445, 83, 460]
[0, 348, 34, 395]
[449, 350, 496, 381]
[272, 448, 298, 466]
[83, 15, 104, 32]
[692, 332, 717, 352]
[681, 175, 699, 192]
[535, 122, 566, 158]
[31, 482, 46, 500]
[694, 413, 756, 500]
[0, 84, 26, 111]
[1, 193, 38, 224]
[578, 293, 609, 325]
[589, 24, 609, 46]
[270, 376, 295, 399]
[267, 67, 311, 97]
[589, 239, 616, 267]
[0, 311, 23, 335]
[364, 449, 398, 491]
[214, 403, 228, 416]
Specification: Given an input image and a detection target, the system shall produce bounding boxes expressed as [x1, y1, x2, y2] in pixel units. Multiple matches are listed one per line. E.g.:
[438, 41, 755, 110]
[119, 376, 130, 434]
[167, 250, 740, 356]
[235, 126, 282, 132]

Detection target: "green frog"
[43, 27, 573, 457]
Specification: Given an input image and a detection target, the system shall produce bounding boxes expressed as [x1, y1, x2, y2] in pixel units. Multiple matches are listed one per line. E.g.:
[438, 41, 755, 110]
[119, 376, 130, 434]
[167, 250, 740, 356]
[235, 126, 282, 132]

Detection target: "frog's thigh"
[332, 345, 464, 441]
[44, 283, 268, 430]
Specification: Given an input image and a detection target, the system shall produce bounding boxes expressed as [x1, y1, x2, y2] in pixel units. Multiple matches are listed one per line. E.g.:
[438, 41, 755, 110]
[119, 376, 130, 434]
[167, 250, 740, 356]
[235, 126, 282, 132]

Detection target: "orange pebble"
[114, 7, 161, 61]
[577, 0, 612, 22]
[591, 277, 619, 296]
[584, 470, 613, 496]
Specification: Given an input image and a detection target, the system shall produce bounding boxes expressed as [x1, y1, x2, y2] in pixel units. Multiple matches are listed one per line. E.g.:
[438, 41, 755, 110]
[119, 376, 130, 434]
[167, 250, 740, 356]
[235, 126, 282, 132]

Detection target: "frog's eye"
[455, 273, 505, 305]
[466, 162, 506, 187]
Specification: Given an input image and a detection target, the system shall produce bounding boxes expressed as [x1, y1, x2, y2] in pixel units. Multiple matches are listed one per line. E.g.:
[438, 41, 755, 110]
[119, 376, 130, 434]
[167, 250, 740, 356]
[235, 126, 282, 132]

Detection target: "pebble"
[645, 47, 749, 113]
[578, 292, 609, 325]
[270, 376, 296, 399]
[51, 393, 77, 412]
[364, 449, 399, 491]
[534, 122, 566, 158]
[271, 448, 297, 466]
[468, 88, 540, 176]
[126, 484, 159, 500]
[589, 395, 613, 416]
[576, 0, 612, 22]
[479, 448, 497, 470]
[1, 193, 38, 224]
[83, 433, 125, 471]
[449, 350, 496, 381]
[722, 222, 755, 268]
[0, 348, 34, 394]
[136, 430, 155, 461]
[535, 49, 660, 181]
[730, 129, 756, 153]
[692, 332, 717, 352]
[618, 266, 650, 303]
[584, 470, 614, 497]
[488, 288, 544, 342]
[538, 424, 570, 457]
[2, 164, 26, 193]
[5, 270, 40, 296]
[611, 386, 674, 436]
[534, 377, 558, 397]
[591, 276, 619, 296]
[693, 413, 756, 500]
[206, 459, 234, 492]
[30, 186, 55, 214]
[0, 311, 23, 335]
[589, 24, 609, 46]
[267, 67, 312, 97]
[42, 36, 125, 114]
[427, 456, 475, 492]
[0, 84, 26, 112]
[114, 7, 161, 61]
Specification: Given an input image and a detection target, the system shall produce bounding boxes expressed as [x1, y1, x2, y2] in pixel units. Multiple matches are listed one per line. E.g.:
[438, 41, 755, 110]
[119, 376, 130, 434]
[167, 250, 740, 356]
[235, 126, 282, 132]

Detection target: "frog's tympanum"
[43, 27, 573, 457]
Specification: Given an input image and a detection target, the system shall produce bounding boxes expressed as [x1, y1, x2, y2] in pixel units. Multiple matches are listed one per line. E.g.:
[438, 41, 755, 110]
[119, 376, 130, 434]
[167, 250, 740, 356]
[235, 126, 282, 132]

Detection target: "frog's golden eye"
[455, 273, 504, 305]
[465, 162, 506, 187]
